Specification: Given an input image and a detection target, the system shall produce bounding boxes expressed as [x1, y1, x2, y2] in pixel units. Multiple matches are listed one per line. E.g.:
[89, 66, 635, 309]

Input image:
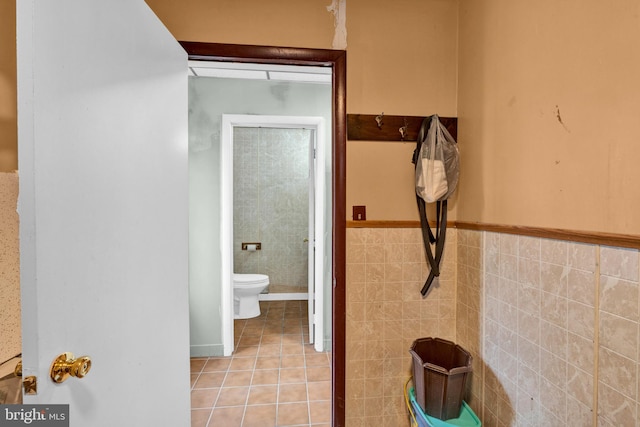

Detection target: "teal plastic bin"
[409, 387, 481, 427]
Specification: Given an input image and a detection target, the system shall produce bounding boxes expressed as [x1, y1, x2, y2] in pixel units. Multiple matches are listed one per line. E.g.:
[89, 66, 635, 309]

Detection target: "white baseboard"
[258, 292, 308, 301]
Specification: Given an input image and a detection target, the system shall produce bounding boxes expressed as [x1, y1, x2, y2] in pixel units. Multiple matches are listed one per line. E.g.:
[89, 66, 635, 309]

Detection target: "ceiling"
[188, 61, 332, 84]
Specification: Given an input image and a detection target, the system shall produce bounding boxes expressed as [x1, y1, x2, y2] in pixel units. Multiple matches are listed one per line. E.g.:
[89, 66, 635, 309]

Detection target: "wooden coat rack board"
[347, 114, 458, 142]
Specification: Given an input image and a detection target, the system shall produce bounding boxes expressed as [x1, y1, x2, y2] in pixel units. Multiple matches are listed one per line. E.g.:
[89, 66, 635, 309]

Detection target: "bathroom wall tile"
[485, 243, 500, 276]
[517, 282, 540, 316]
[599, 346, 637, 399]
[599, 276, 639, 321]
[365, 263, 385, 284]
[540, 292, 567, 329]
[500, 254, 518, 282]
[567, 269, 596, 307]
[365, 244, 385, 264]
[568, 242, 597, 272]
[517, 336, 540, 371]
[538, 377, 566, 424]
[567, 397, 593, 427]
[518, 258, 541, 288]
[518, 309, 540, 344]
[539, 348, 567, 389]
[567, 332, 594, 374]
[540, 239, 568, 265]
[567, 300, 595, 340]
[599, 311, 638, 360]
[519, 236, 541, 261]
[598, 382, 636, 426]
[384, 228, 403, 244]
[540, 262, 568, 296]
[500, 233, 519, 256]
[600, 246, 639, 282]
[403, 242, 424, 263]
[485, 273, 500, 301]
[566, 364, 593, 408]
[541, 238, 568, 265]
[540, 320, 567, 359]
[384, 262, 402, 282]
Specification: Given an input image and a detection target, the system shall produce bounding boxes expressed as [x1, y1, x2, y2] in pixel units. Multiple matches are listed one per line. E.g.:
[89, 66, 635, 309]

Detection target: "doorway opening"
[220, 115, 326, 354]
[181, 41, 346, 426]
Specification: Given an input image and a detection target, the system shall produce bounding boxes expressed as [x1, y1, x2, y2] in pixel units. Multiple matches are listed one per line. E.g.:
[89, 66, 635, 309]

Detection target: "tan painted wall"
[457, 0, 640, 235]
[146, 0, 459, 221]
[6, 0, 640, 231]
[2, 0, 457, 219]
[346, 0, 458, 220]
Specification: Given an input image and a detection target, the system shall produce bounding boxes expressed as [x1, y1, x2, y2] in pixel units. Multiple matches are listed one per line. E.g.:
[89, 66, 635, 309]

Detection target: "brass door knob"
[14, 359, 22, 377]
[50, 352, 92, 383]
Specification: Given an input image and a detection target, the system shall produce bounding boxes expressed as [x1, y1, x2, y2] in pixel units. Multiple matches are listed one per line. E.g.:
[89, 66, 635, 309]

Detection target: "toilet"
[233, 273, 270, 319]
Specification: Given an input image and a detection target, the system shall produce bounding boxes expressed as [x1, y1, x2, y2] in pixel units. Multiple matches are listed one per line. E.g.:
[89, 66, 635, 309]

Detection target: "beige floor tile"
[255, 356, 280, 370]
[305, 353, 330, 367]
[307, 366, 331, 382]
[307, 380, 331, 401]
[247, 385, 278, 405]
[194, 372, 226, 389]
[234, 346, 259, 357]
[281, 343, 304, 355]
[309, 400, 331, 424]
[208, 406, 243, 427]
[203, 358, 231, 372]
[258, 344, 282, 357]
[251, 369, 279, 386]
[223, 371, 253, 387]
[191, 358, 207, 373]
[280, 367, 306, 384]
[261, 334, 282, 345]
[228, 357, 256, 371]
[190, 409, 211, 427]
[242, 404, 276, 427]
[242, 326, 264, 337]
[190, 300, 331, 425]
[215, 386, 249, 407]
[277, 402, 310, 426]
[281, 355, 305, 369]
[278, 382, 308, 403]
[237, 335, 261, 347]
[191, 388, 219, 409]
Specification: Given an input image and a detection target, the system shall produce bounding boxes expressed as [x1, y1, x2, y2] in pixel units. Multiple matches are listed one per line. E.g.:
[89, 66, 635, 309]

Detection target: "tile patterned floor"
[190, 300, 332, 427]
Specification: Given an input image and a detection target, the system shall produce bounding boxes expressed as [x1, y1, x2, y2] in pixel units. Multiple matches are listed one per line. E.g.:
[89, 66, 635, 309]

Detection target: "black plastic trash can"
[410, 337, 472, 420]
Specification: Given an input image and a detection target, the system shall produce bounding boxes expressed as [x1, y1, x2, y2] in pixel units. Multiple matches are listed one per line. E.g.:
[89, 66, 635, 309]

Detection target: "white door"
[16, 1, 190, 426]
[307, 131, 316, 345]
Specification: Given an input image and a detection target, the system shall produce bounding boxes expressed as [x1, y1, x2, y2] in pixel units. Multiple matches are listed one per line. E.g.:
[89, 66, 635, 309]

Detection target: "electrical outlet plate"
[352, 206, 366, 221]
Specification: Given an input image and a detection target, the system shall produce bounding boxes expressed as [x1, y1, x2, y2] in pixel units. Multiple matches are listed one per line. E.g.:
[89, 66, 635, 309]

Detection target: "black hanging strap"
[416, 198, 447, 296]
[413, 115, 448, 296]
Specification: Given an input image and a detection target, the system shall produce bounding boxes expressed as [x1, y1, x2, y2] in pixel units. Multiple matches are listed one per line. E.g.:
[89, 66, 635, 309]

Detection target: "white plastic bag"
[415, 115, 459, 202]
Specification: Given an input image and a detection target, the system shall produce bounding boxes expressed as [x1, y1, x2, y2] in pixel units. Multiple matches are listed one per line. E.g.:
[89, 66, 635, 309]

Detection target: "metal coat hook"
[399, 117, 408, 140]
[375, 112, 384, 129]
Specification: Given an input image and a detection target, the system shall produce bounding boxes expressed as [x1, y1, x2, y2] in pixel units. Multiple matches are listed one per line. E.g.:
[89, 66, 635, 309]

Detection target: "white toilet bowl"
[233, 273, 269, 319]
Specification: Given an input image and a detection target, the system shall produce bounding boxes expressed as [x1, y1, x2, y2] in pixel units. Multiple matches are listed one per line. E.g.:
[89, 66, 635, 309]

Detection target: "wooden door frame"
[180, 41, 346, 427]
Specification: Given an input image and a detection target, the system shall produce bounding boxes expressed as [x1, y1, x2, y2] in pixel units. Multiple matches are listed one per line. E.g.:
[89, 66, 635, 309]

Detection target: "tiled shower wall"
[457, 229, 640, 427]
[233, 127, 311, 288]
[0, 172, 20, 363]
[346, 226, 640, 427]
[345, 227, 457, 427]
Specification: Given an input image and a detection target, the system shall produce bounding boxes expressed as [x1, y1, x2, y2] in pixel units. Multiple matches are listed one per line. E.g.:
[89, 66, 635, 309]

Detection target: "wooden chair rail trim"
[346, 220, 640, 249]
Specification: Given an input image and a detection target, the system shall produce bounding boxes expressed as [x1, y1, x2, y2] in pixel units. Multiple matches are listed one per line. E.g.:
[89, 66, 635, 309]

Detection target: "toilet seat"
[233, 274, 269, 286]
